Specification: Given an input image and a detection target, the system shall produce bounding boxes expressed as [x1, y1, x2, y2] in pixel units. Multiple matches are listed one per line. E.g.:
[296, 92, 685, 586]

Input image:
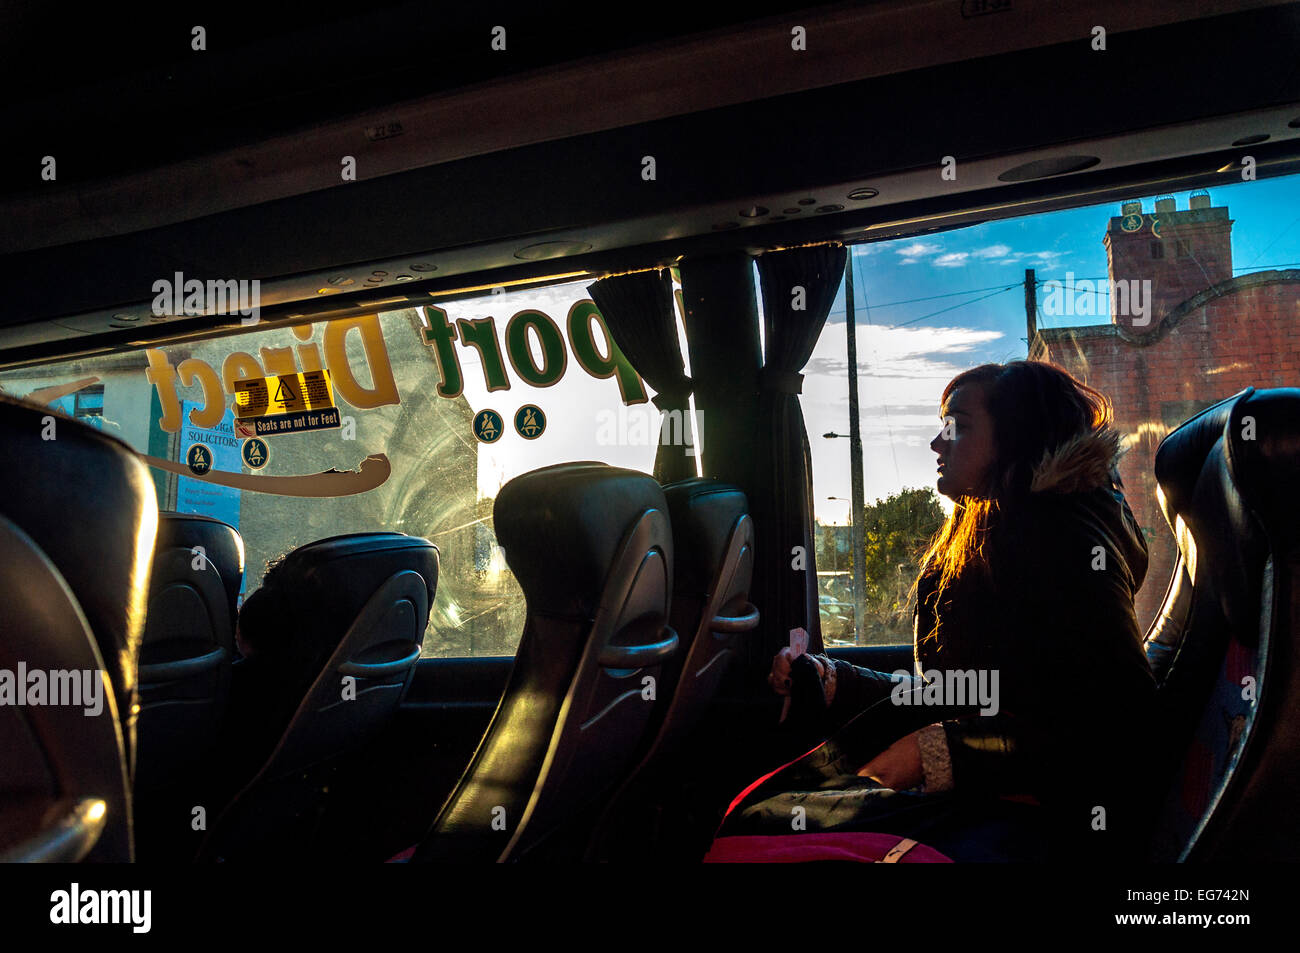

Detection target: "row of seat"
[135, 523, 441, 862]
[0, 387, 760, 862]
[413, 463, 758, 862]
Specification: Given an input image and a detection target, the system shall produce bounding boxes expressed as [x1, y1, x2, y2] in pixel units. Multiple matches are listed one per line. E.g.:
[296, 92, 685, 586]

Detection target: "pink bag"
[703, 832, 953, 863]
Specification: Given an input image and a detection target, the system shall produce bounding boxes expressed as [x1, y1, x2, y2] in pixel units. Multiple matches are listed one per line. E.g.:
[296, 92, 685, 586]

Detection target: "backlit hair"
[910, 361, 1113, 637]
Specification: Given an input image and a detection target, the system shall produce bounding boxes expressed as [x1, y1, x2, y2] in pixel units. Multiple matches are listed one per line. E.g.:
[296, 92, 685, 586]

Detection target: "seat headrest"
[1152, 387, 1300, 641]
[1153, 389, 1248, 530]
[0, 393, 157, 743]
[1226, 388, 1300, 549]
[239, 532, 438, 668]
[495, 462, 668, 618]
[662, 478, 748, 595]
[155, 512, 245, 610]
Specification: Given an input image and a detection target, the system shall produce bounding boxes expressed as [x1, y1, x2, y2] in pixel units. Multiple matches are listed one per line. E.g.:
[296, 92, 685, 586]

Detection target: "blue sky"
[807, 173, 1300, 523]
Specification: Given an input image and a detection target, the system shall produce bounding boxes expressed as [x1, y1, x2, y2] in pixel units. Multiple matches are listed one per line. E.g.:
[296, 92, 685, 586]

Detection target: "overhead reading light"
[847, 187, 879, 201]
[998, 155, 1100, 182]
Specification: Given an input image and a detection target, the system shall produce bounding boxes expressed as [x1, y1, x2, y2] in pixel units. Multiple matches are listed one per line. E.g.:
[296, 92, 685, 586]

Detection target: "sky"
[806, 173, 1300, 524]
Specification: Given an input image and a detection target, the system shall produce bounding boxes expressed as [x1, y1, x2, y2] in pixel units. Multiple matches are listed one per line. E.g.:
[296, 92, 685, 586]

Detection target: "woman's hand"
[857, 730, 926, 790]
[768, 647, 799, 695]
[767, 647, 828, 697]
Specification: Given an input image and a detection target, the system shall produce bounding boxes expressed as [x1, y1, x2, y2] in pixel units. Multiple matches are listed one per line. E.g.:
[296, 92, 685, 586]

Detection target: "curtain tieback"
[650, 378, 693, 411]
[760, 368, 804, 394]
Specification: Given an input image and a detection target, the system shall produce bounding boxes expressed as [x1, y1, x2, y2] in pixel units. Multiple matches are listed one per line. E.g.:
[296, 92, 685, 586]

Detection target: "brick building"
[1030, 191, 1300, 631]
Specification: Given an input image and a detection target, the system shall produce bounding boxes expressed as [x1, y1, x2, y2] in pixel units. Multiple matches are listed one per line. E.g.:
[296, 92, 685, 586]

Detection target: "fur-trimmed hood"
[1028, 426, 1125, 495]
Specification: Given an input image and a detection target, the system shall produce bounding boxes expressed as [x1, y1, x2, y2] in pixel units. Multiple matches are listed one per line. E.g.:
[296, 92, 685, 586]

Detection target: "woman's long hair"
[910, 361, 1114, 632]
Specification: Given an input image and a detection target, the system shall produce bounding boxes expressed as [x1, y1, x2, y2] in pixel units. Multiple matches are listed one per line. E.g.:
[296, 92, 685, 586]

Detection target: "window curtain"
[676, 254, 763, 491]
[587, 269, 696, 484]
[752, 243, 848, 658]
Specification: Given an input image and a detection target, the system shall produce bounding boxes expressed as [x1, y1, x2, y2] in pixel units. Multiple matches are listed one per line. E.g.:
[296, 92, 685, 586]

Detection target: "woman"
[715, 360, 1159, 862]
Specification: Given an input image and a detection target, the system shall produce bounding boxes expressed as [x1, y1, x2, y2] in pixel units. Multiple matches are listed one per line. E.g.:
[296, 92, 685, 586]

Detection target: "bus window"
[0, 276, 668, 658]
[806, 172, 1300, 643]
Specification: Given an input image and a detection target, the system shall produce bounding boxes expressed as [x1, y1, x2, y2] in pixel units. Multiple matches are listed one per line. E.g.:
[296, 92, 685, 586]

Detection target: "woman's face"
[931, 382, 997, 500]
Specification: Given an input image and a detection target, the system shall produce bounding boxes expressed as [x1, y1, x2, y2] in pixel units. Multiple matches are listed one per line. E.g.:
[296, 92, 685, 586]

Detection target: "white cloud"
[933, 252, 969, 268]
[895, 242, 942, 259]
[987, 249, 1068, 266]
[973, 244, 1011, 258]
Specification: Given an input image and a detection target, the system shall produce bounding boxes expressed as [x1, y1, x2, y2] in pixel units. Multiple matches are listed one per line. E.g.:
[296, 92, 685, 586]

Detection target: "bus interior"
[1, 0, 1299, 869]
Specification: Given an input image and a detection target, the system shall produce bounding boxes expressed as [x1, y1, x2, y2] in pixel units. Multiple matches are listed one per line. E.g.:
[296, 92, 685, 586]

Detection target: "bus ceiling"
[1, 1, 1298, 364]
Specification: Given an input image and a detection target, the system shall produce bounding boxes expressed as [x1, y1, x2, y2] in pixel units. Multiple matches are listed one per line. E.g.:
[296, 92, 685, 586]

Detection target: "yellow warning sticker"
[234, 370, 335, 419]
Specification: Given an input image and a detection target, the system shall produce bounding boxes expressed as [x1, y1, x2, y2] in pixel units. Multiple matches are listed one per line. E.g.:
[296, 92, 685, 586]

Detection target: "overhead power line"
[891, 284, 1021, 328]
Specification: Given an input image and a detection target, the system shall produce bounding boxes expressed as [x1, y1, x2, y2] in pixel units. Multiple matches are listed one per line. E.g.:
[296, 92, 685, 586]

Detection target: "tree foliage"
[818, 487, 946, 643]
[860, 487, 945, 639]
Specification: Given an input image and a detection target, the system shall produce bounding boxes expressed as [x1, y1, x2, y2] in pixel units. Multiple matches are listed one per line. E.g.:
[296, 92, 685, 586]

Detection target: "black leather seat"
[201, 531, 437, 860]
[0, 393, 157, 861]
[415, 462, 677, 862]
[133, 513, 243, 860]
[587, 478, 758, 860]
[137, 514, 243, 783]
[1142, 386, 1300, 860]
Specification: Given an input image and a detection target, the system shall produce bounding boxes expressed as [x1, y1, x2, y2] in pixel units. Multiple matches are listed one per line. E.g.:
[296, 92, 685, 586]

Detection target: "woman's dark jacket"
[825, 426, 1159, 850]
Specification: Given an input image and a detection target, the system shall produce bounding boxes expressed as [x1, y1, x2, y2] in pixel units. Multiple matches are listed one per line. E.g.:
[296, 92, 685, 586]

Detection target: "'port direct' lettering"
[146, 314, 399, 433]
[418, 301, 647, 404]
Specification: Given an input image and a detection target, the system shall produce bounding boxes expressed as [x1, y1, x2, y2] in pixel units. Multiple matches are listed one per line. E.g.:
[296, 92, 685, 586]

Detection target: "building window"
[1150, 241, 1164, 259]
[1176, 239, 1192, 258]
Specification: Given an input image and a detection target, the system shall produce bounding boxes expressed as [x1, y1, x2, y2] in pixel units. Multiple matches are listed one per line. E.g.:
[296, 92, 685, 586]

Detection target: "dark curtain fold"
[753, 244, 848, 658]
[677, 254, 763, 491]
[587, 269, 696, 484]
